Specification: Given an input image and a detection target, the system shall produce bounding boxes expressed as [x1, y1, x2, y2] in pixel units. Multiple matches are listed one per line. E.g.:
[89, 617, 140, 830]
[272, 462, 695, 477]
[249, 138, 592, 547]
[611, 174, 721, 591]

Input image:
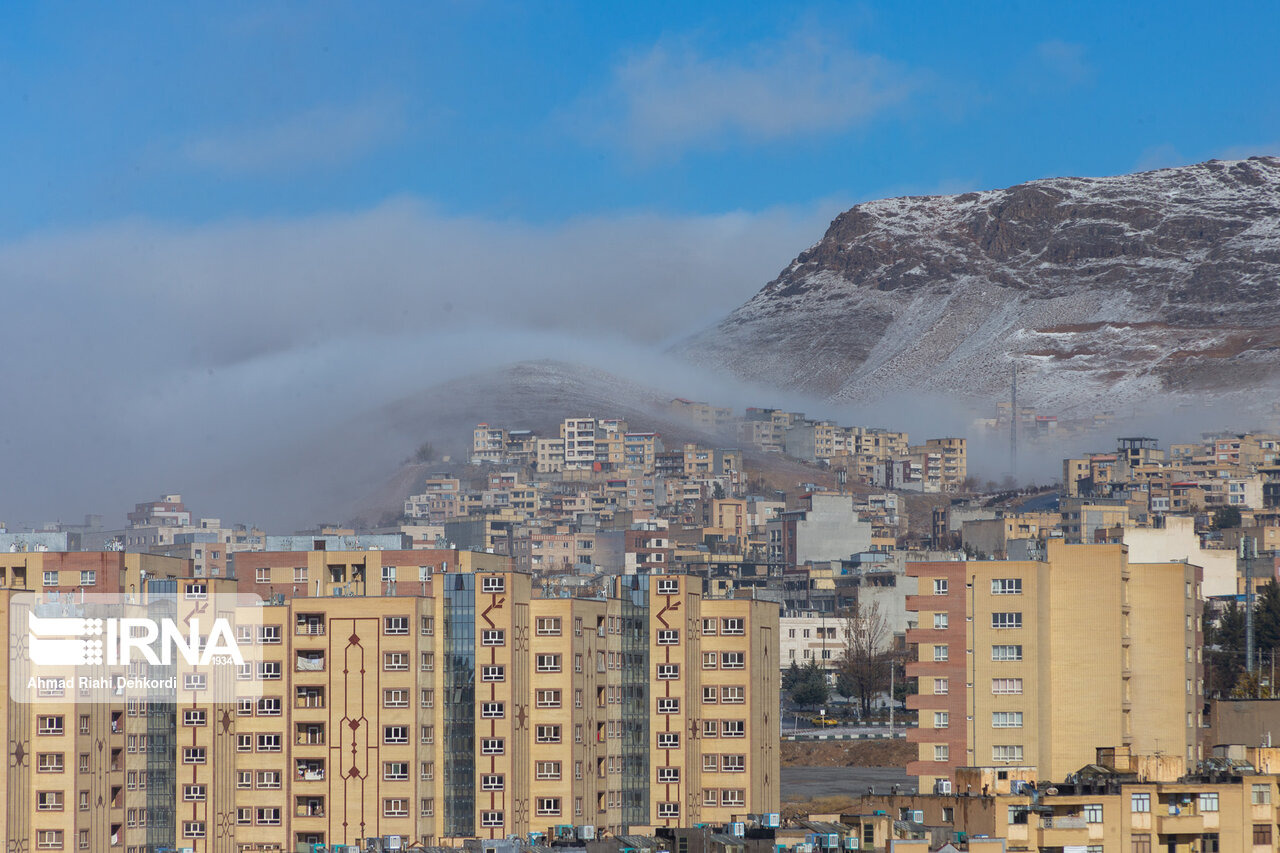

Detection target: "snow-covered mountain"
[678, 157, 1280, 414]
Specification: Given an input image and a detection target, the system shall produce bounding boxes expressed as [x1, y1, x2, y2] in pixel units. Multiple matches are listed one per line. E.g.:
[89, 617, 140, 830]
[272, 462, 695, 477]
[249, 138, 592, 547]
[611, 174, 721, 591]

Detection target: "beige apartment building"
[3, 561, 778, 851]
[905, 541, 1202, 792]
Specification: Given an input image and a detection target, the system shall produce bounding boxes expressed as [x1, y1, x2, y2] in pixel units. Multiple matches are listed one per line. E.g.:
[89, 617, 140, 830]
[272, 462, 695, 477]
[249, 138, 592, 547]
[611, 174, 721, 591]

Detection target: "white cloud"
[576, 29, 917, 156]
[1134, 143, 1189, 172]
[1216, 141, 1280, 160]
[1033, 40, 1093, 87]
[182, 98, 404, 173]
[0, 198, 840, 527]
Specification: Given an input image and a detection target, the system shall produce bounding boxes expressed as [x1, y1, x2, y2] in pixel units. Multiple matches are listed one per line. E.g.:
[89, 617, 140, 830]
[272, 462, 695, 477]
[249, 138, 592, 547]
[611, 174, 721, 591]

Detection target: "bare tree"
[836, 599, 891, 718]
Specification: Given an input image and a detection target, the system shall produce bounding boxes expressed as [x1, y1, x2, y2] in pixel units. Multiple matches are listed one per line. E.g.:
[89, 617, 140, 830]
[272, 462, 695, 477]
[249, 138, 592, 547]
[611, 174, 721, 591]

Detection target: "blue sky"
[3, 1, 1277, 234]
[1, 1, 1278, 527]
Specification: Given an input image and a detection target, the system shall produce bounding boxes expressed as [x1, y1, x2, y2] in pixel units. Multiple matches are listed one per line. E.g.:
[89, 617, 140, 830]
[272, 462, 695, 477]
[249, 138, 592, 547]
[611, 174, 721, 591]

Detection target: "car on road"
[810, 716, 840, 727]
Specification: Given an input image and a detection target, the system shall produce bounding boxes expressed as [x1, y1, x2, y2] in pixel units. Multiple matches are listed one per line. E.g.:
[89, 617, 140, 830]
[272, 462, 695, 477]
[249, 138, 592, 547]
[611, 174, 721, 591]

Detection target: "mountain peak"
[679, 157, 1280, 414]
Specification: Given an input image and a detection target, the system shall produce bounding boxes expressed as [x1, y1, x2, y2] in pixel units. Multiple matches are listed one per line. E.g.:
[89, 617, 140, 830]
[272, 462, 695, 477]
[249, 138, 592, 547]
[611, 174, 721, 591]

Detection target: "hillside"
[678, 157, 1280, 414]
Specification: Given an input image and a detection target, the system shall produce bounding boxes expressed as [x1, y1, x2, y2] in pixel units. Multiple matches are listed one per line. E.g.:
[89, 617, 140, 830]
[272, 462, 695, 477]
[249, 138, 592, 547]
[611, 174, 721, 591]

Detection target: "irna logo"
[27, 612, 245, 667]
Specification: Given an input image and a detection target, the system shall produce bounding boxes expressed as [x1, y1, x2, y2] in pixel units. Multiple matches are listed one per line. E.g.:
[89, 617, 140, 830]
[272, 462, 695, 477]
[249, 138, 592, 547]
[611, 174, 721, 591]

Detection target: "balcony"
[1037, 815, 1089, 848]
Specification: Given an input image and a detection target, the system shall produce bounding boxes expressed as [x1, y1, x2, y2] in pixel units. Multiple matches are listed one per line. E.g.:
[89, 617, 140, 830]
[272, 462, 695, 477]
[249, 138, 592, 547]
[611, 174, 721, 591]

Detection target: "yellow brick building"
[3, 562, 779, 851]
[906, 542, 1202, 792]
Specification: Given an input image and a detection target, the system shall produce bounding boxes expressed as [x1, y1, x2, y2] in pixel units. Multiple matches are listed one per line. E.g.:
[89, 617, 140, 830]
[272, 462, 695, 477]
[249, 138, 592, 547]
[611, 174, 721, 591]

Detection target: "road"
[781, 766, 915, 798]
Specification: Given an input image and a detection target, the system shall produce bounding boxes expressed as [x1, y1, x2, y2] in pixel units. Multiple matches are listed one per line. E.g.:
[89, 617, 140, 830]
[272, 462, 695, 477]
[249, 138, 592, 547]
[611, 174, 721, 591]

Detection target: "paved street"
[781, 766, 915, 798]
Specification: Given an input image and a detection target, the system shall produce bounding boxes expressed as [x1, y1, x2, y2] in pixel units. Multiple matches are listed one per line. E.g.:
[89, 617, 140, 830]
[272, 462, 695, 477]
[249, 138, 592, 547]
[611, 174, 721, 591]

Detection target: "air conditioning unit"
[730, 823, 745, 837]
[763, 813, 781, 828]
[934, 779, 952, 794]
[385, 836, 402, 851]
[579, 826, 596, 840]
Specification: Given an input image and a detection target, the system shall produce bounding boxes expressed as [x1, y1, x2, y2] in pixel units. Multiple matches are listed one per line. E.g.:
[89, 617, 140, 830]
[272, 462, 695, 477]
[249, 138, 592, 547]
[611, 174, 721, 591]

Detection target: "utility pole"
[1010, 361, 1018, 479]
[889, 653, 895, 736]
[1245, 536, 1257, 675]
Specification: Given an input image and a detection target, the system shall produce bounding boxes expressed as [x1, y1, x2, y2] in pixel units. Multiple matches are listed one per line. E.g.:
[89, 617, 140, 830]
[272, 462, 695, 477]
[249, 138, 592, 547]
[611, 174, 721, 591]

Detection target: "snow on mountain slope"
[678, 157, 1280, 414]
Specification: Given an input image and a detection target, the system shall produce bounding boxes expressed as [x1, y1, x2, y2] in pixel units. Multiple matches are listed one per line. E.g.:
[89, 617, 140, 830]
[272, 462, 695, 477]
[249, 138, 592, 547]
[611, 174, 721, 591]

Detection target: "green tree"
[1256, 581, 1280, 660]
[1212, 506, 1242, 530]
[712, 482, 727, 500]
[413, 441, 436, 463]
[782, 660, 803, 692]
[1206, 601, 1246, 697]
[789, 659, 829, 710]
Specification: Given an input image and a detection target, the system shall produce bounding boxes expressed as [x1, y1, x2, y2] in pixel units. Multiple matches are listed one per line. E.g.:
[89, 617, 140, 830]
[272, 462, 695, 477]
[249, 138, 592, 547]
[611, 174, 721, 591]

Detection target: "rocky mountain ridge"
[678, 157, 1280, 414]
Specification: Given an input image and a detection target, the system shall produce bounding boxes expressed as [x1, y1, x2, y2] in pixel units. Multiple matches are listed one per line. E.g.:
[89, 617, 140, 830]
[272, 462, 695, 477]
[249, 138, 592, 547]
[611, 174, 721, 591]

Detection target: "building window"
[658, 664, 680, 680]
[703, 652, 718, 669]
[721, 754, 745, 772]
[992, 745, 1023, 762]
[991, 678, 1023, 695]
[722, 618, 745, 635]
[1132, 792, 1151, 812]
[991, 578, 1022, 595]
[536, 689, 561, 708]
[933, 613, 949, 629]
[933, 644, 949, 662]
[80, 571, 96, 586]
[384, 616, 409, 635]
[991, 612, 1022, 629]
[657, 802, 680, 819]
[721, 652, 745, 669]
[1198, 792, 1218, 812]
[657, 579, 679, 595]
[256, 734, 281, 752]
[934, 711, 949, 728]
[934, 678, 949, 695]
[536, 617, 561, 635]
[536, 654, 561, 672]
[384, 689, 409, 709]
[481, 576, 505, 593]
[721, 720, 745, 737]
[933, 578, 948, 595]
[481, 812, 504, 828]
[536, 725, 561, 743]
[37, 716, 64, 735]
[384, 726, 408, 745]
[934, 745, 949, 762]
[384, 652, 408, 671]
[702, 618, 717, 635]
[656, 629, 680, 645]
[481, 665, 505, 682]
[1083, 803, 1103, 823]
[535, 762, 561, 780]
[183, 822, 207, 838]
[37, 831, 66, 850]
[182, 748, 205, 765]
[657, 698, 680, 715]
[384, 762, 409, 781]
[182, 785, 206, 802]
[481, 629, 505, 646]
[481, 702, 505, 719]
[721, 686, 745, 703]
[992, 644, 1023, 661]
[1252, 784, 1271, 805]
[657, 732, 680, 749]
[536, 798, 561, 816]
[1254, 825, 1272, 846]
[482, 738, 504, 755]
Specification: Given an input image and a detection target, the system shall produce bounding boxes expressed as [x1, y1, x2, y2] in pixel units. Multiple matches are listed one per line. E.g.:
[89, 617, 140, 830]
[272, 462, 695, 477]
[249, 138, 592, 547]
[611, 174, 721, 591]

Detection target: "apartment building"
[907, 438, 968, 494]
[2, 560, 778, 851]
[905, 541, 1202, 791]
[473, 424, 509, 464]
[848, 747, 1280, 853]
[563, 418, 599, 470]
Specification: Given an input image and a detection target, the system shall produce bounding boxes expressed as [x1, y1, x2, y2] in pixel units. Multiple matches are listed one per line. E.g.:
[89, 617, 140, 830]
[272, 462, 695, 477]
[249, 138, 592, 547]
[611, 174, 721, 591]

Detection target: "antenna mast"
[1010, 361, 1018, 479]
